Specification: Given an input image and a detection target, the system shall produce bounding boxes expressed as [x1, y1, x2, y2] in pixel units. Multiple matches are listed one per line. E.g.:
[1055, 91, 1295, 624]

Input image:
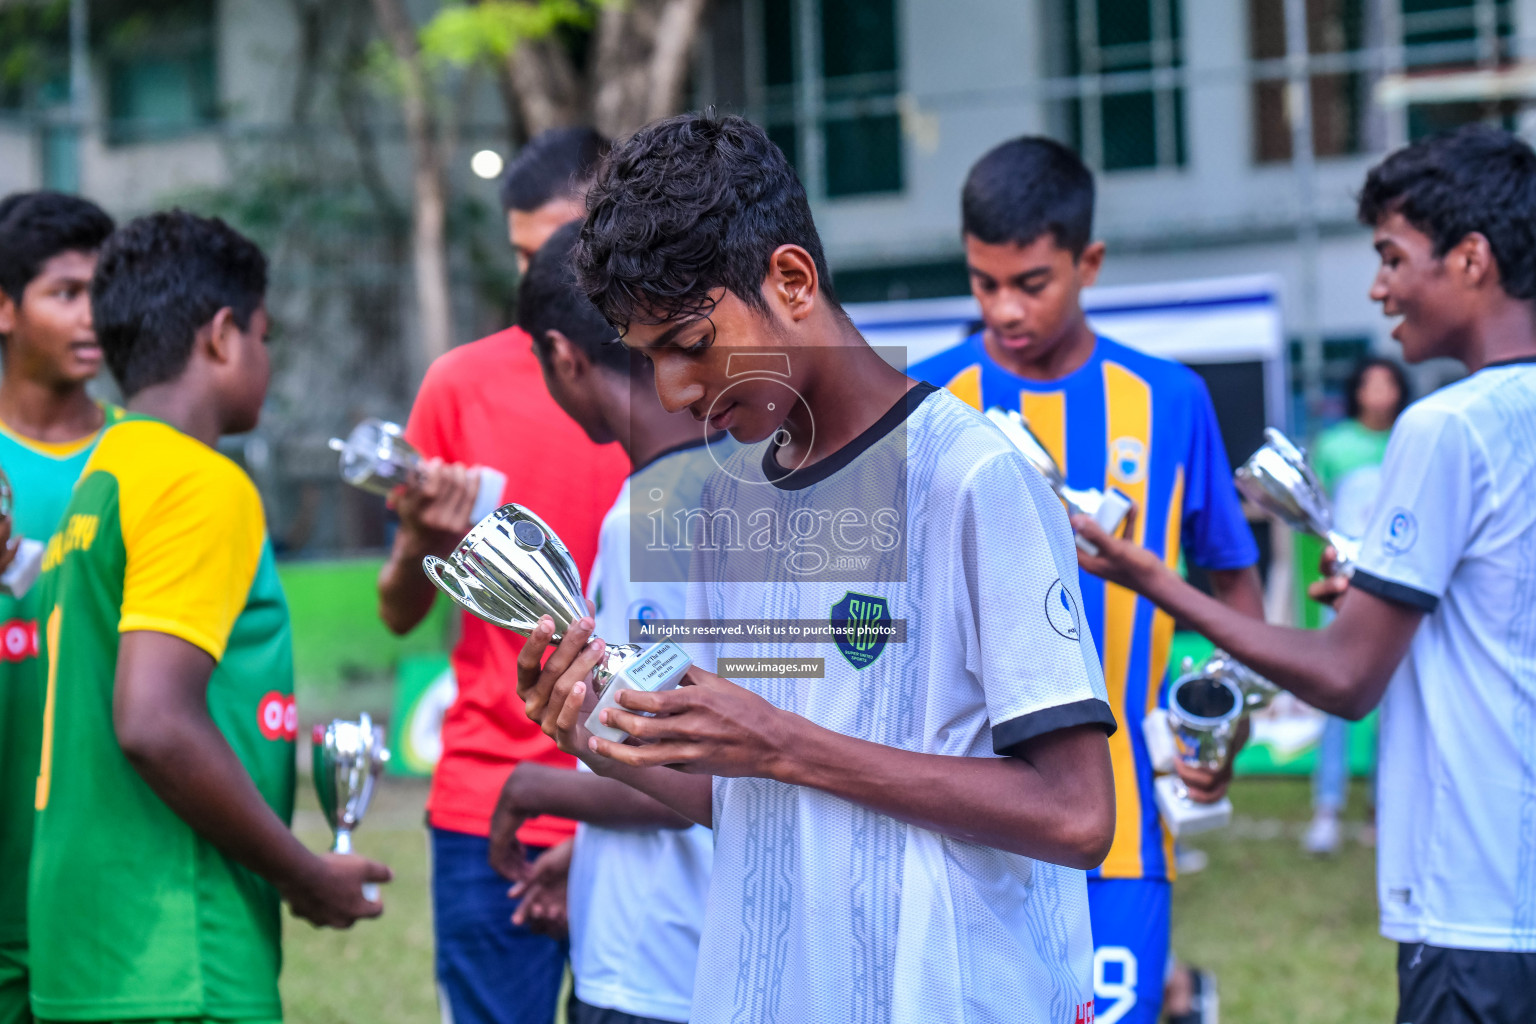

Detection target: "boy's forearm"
[584, 754, 714, 828]
[377, 528, 439, 635]
[510, 764, 695, 829]
[775, 718, 1115, 868]
[1140, 561, 1407, 719]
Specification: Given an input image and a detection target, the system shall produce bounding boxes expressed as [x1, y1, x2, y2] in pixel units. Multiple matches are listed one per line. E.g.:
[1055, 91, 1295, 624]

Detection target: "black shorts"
[567, 995, 683, 1024]
[1397, 942, 1536, 1024]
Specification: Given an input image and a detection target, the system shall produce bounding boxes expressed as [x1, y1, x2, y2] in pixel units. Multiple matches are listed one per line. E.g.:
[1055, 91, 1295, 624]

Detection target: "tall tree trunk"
[370, 0, 454, 370]
[590, 0, 710, 138]
[506, 34, 585, 136]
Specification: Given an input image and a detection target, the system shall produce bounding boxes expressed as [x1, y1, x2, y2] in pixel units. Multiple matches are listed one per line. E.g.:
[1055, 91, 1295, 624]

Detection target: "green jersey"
[28, 415, 296, 1021]
[0, 407, 120, 952]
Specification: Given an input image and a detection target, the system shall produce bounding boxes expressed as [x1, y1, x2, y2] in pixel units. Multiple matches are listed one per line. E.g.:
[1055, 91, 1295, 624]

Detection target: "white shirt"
[684, 385, 1112, 1024]
[1351, 360, 1536, 952]
[568, 446, 716, 1022]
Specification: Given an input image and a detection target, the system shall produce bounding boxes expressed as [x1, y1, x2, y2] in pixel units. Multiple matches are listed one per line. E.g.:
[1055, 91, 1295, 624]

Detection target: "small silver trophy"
[984, 406, 1133, 555]
[312, 713, 390, 900]
[1235, 427, 1359, 574]
[422, 504, 692, 743]
[328, 418, 507, 523]
[1144, 649, 1277, 836]
[0, 465, 44, 598]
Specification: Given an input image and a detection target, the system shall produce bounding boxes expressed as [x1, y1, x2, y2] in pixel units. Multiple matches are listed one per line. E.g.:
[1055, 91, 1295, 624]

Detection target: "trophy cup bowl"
[328, 418, 421, 497]
[1204, 647, 1280, 711]
[1235, 427, 1360, 572]
[1152, 670, 1246, 836]
[312, 712, 391, 899]
[422, 504, 690, 743]
[984, 406, 1134, 555]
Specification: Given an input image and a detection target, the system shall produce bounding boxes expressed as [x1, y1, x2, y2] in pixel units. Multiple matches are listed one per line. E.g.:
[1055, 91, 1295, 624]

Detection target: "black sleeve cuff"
[993, 697, 1118, 758]
[1351, 569, 1440, 613]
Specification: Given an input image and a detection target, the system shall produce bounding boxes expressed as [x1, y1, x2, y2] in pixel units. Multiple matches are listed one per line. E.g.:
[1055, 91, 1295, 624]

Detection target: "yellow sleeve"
[116, 439, 266, 662]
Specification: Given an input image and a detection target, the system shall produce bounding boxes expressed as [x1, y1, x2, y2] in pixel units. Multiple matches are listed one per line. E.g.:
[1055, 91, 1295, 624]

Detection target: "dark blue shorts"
[431, 826, 568, 1024]
[1088, 877, 1172, 1024]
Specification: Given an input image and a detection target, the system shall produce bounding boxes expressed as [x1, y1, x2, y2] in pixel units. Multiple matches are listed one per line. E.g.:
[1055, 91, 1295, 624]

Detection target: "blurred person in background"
[29, 210, 388, 1024]
[488, 221, 715, 1024]
[375, 128, 629, 1024]
[0, 190, 117, 1024]
[1303, 356, 1411, 856]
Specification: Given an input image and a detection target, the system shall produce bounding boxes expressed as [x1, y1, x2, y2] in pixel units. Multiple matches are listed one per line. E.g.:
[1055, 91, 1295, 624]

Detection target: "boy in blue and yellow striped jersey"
[911, 138, 1265, 1024]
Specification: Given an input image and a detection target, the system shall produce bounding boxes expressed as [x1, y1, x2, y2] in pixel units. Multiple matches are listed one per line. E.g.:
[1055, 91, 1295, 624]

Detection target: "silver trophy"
[312, 712, 391, 900]
[422, 504, 692, 743]
[1235, 427, 1359, 574]
[1145, 649, 1277, 836]
[985, 406, 1133, 555]
[0, 464, 44, 598]
[329, 418, 507, 522]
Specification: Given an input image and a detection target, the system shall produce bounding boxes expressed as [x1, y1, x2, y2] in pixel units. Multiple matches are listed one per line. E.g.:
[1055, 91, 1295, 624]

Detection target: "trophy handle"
[422, 556, 519, 631]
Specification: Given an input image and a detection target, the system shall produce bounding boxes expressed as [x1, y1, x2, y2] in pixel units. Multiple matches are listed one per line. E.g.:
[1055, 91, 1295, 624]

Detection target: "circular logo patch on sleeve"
[1046, 579, 1081, 640]
[1382, 507, 1419, 555]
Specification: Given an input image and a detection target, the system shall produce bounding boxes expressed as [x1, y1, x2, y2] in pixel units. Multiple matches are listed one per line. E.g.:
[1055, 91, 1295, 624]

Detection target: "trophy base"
[1074, 490, 1134, 556]
[1, 538, 45, 598]
[1154, 774, 1232, 837]
[586, 641, 692, 743]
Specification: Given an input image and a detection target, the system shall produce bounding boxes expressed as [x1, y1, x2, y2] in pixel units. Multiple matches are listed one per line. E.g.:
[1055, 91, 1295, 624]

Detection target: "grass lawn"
[281, 776, 1392, 1023]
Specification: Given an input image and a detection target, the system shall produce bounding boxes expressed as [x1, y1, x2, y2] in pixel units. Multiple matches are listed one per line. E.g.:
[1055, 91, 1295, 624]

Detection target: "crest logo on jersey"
[1108, 436, 1147, 485]
[1382, 507, 1418, 555]
[257, 691, 298, 742]
[830, 592, 891, 670]
[1045, 579, 1081, 640]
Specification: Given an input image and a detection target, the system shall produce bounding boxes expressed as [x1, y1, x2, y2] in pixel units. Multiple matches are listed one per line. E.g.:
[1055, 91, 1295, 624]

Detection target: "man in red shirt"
[378, 128, 628, 1024]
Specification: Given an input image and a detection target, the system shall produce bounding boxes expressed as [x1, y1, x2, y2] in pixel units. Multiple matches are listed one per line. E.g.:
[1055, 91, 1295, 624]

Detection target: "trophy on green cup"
[312, 713, 390, 900]
[422, 504, 692, 743]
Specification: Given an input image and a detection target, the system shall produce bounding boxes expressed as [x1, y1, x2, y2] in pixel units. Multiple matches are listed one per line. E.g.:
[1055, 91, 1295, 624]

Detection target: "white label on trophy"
[585, 642, 693, 744]
[624, 641, 691, 692]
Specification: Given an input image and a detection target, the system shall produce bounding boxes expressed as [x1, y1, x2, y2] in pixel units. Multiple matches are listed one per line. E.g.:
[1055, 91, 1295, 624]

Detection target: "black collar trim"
[761, 382, 938, 491]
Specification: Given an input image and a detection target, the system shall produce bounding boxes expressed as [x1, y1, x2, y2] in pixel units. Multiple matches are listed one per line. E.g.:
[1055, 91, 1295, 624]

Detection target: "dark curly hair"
[519, 220, 638, 375]
[1358, 125, 1536, 301]
[0, 191, 114, 306]
[500, 126, 610, 213]
[575, 112, 837, 332]
[92, 210, 267, 398]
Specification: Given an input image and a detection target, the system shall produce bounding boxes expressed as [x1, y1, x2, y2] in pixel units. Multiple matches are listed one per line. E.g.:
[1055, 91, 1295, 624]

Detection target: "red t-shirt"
[405, 327, 629, 845]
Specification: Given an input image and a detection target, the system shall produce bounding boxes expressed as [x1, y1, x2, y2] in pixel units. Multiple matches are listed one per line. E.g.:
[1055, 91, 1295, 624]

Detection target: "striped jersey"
[912, 333, 1258, 880]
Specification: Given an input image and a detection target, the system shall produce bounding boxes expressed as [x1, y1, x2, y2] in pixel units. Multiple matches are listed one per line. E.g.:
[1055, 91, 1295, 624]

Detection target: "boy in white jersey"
[516, 113, 1117, 1024]
[1075, 126, 1536, 1023]
[485, 222, 714, 1024]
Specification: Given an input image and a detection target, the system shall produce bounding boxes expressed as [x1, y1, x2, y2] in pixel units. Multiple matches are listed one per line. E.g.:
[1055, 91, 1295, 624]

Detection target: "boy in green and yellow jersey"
[28, 211, 390, 1024]
[0, 191, 117, 1024]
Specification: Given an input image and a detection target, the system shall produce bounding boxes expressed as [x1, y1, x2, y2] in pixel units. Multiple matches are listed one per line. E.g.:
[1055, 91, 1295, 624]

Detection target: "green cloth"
[0, 408, 120, 951]
[1310, 417, 1392, 495]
